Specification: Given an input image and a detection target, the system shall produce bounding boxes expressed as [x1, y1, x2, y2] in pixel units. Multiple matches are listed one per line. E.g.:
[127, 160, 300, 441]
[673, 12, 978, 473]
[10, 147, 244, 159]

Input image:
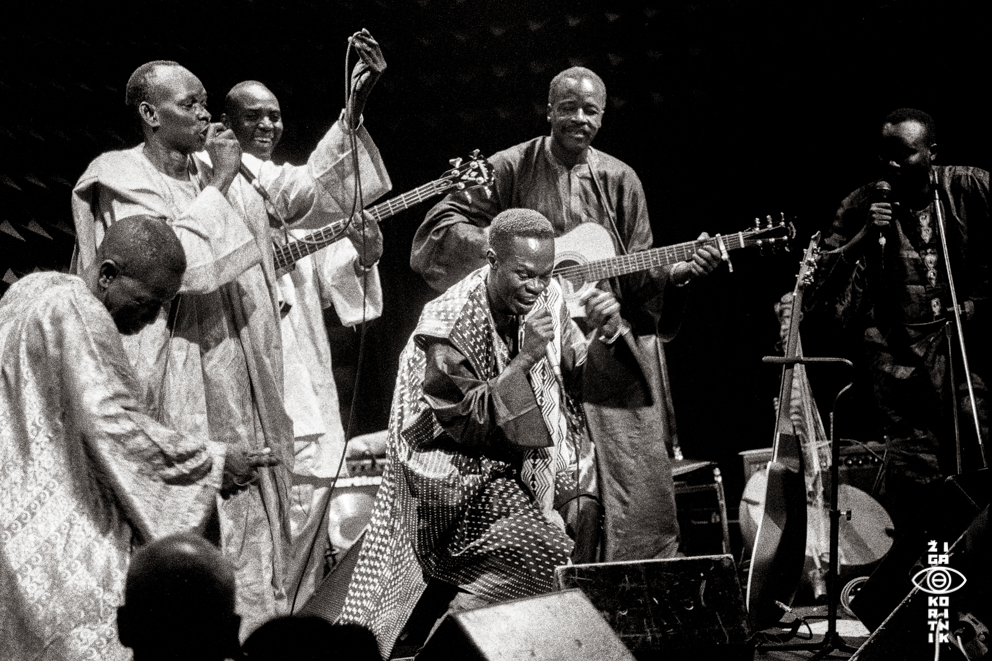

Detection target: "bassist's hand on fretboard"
[344, 211, 383, 270]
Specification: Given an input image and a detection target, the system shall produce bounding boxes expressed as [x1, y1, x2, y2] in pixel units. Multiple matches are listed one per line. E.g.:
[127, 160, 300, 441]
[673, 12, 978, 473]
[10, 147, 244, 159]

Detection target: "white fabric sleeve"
[256, 121, 392, 231]
[312, 238, 383, 325]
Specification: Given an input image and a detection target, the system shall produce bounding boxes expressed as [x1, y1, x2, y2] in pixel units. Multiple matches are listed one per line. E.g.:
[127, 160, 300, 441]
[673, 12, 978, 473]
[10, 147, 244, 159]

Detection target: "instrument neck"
[272, 177, 448, 271]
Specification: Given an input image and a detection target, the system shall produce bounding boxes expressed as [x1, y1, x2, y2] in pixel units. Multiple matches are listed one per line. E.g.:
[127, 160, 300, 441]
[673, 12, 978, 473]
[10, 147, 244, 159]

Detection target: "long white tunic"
[0, 273, 223, 661]
[70, 120, 389, 636]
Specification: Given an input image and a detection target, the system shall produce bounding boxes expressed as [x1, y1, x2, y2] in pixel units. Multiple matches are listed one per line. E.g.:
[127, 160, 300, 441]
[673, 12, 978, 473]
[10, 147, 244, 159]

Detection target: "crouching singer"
[340, 208, 645, 657]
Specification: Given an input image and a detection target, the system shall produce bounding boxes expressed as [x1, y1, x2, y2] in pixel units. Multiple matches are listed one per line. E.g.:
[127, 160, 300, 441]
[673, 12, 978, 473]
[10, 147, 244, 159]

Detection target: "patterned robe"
[70, 122, 385, 636]
[341, 269, 633, 657]
[411, 135, 687, 560]
[809, 165, 990, 529]
[0, 273, 223, 661]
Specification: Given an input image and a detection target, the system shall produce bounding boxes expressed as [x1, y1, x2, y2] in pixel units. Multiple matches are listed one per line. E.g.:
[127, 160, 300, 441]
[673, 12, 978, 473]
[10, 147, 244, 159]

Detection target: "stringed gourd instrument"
[745, 232, 820, 630]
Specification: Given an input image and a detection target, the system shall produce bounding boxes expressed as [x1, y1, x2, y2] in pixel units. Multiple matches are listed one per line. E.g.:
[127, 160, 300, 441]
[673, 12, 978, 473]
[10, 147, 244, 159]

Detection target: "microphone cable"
[289, 31, 375, 613]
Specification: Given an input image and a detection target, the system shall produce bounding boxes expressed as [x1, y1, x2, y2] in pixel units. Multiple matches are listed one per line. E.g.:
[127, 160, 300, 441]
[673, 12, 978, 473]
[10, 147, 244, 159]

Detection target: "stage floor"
[754, 605, 870, 660]
[390, 605, 871, 660]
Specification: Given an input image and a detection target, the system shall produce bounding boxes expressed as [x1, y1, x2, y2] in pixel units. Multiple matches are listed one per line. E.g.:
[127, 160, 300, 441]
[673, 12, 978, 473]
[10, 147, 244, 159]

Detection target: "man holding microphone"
[805, 108, 990, 533]
[71, 30, 388, 635]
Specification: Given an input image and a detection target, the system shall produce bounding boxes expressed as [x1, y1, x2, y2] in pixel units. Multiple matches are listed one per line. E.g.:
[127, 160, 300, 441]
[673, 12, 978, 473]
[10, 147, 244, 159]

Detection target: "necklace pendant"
[931, 297, 943, 320]
[918, 209, 933, 243]
[922, 249, 939, 287]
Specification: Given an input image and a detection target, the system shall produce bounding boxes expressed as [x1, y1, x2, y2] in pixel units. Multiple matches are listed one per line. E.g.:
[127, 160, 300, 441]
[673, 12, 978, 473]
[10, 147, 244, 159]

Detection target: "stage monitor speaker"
[555, 554, 753, 661]
[299, 474, 381, 621]
[850, 503, 989, 660]
[416, 589, 636, 661]
[850, 469, 990, 632]
[298, 532, 365, 622]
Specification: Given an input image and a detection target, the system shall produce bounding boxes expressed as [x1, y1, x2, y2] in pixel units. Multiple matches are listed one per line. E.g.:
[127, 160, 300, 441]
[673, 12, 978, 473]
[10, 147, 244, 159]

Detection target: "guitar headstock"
[741, 213, 796, 253]
[796, 231, 821, 291]
[440, 150, 495, 201]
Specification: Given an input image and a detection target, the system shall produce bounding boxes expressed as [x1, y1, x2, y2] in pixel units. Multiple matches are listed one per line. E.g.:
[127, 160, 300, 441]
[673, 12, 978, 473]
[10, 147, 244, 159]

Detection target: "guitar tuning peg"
[449, 157, 463, 168]
[765, 214, 774, 229]
[754, 217, 761, 229]
[470, 149, 481, 159]
[779, 211, 786, 225]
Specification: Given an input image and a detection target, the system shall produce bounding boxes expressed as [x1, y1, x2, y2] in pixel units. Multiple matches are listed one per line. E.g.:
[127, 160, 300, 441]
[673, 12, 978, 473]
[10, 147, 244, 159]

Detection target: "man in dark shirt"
[808, 108, 989, 531]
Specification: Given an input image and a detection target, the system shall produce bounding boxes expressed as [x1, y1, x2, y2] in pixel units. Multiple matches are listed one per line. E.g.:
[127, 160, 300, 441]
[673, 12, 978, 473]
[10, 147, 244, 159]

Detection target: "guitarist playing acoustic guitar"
[411, 66, 722, 563]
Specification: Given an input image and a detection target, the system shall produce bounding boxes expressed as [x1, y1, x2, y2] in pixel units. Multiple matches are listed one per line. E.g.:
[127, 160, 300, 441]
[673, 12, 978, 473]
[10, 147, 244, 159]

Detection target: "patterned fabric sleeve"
[421, 339, 549, 450]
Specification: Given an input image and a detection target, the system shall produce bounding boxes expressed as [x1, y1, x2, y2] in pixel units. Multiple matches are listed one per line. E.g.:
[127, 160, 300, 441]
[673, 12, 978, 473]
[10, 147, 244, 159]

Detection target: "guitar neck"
[555, 232, 750, 281]
[272, 178, 450, 272]
[771, 288, 804, 463]
[770, 235, 819, 464]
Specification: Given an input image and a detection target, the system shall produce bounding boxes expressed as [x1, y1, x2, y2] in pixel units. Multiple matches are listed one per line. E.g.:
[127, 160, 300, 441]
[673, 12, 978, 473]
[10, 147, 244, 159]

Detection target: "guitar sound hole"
[555, 260, 587, 294]
[555, 274, 586, 297]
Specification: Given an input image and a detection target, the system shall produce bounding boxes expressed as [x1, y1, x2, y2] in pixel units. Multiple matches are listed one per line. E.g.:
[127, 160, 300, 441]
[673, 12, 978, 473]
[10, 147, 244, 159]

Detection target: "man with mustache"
[806, 108, 989, 532]
[1, 216, 225, 661]
[411, 67, 722, 562]
[70, 40, 386, 636]
[220, 28, 390, 608]
[343, 208, 640, 657]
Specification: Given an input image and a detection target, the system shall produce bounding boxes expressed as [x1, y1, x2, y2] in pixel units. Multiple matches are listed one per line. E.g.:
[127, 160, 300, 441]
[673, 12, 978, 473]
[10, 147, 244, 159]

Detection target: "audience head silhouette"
[117, 533, 240, 661]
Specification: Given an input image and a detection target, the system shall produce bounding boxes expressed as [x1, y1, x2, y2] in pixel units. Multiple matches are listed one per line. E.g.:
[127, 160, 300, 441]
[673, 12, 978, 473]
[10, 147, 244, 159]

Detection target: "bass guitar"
[553, 216, 793, 316]
[273, 151, 493, 276]
[745, 232, 820, 630]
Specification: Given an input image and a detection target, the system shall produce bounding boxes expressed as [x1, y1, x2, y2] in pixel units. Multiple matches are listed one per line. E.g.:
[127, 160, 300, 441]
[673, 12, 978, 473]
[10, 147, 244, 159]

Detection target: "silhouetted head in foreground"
[117, 533, 240, 661]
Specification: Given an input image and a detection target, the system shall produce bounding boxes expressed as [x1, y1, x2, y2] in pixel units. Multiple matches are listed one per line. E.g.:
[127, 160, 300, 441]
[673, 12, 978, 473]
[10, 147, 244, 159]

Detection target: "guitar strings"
[551, 226, 784, 281]
[273, 166, 479, 269]
[552, 236, 727, 278]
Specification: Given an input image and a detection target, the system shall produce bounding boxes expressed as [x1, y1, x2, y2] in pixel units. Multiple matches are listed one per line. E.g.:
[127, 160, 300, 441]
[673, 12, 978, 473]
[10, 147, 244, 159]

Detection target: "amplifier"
[740, 440, 884, 495]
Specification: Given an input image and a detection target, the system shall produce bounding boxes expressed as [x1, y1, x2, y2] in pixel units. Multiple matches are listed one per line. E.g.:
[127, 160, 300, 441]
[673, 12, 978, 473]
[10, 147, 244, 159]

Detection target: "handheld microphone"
[520, 309, 565, 388]
[874, 180, 891, 251]
[239, 161, 273, 203]
[545, 343, 565, 388]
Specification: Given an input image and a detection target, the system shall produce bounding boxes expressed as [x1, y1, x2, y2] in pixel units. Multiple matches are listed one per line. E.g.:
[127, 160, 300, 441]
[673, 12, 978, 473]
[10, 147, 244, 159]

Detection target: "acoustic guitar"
[745, 233, 820, 630]
[553, 217, 794, 316]
[273, 151, 493, 276]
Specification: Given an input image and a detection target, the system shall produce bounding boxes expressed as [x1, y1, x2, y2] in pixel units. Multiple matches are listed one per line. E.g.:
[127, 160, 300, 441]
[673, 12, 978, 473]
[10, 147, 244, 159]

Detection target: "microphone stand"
[931, 170, 986, 470]
[760, 355, 858, 658]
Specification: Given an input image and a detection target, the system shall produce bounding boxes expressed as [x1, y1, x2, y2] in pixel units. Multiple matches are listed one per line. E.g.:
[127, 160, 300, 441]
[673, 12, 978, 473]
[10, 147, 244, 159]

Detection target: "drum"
[328, 474, 381, 555]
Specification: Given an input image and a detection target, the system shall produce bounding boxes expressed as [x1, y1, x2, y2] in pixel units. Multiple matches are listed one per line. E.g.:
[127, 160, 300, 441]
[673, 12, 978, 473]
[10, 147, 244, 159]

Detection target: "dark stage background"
[2, 0, 989, 513]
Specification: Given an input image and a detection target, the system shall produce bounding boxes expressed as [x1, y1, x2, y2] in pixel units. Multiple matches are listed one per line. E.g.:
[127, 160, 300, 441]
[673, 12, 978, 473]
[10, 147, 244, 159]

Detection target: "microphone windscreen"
[874, 180, 891, 200]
